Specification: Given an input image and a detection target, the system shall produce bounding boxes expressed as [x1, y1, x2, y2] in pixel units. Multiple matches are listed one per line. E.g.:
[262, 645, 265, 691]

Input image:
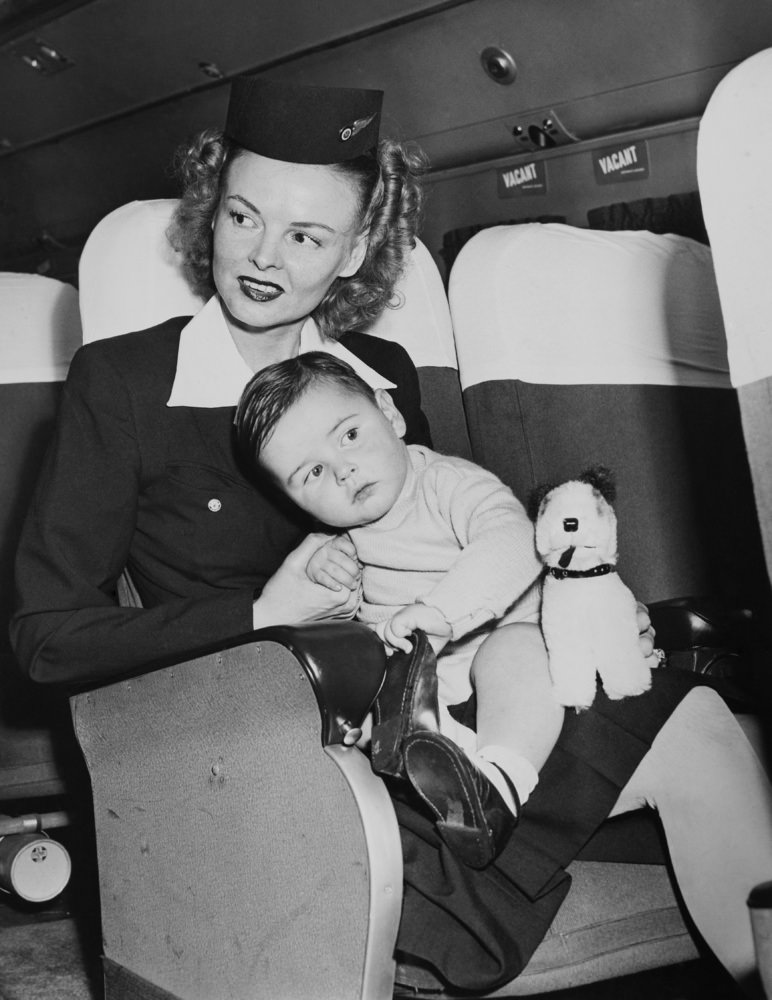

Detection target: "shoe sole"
[403, 733, 495, 869]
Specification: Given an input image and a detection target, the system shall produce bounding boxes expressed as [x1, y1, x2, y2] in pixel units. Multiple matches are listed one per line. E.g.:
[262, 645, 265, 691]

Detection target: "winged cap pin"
[339, 112, 376, 142]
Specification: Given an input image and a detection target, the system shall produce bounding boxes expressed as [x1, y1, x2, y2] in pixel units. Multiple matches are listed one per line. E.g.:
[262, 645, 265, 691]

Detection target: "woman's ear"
[374, 388, 407, 439]
[339, 232, 369, 278]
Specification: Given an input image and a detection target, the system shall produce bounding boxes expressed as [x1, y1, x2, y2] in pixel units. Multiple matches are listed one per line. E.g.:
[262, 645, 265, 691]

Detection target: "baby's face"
[259, 382, 409, 528]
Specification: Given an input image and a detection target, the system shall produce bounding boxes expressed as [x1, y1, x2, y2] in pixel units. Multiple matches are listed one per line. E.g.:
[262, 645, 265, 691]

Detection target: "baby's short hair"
[235, 351, 376, 462]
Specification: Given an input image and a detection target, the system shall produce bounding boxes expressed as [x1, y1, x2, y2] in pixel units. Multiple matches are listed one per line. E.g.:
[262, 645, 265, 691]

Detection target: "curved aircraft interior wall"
[2, 0, 772, 278]
[422, 120, 702, 280]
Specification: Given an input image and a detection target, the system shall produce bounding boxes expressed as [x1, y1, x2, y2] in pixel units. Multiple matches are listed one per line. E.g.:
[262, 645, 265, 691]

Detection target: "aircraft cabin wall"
[422, 120, 702, 282]
[3, 0, 772, 283]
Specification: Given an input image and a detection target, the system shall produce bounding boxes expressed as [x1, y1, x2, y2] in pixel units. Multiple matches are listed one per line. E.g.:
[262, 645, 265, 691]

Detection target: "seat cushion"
[497, 861, 698, 996]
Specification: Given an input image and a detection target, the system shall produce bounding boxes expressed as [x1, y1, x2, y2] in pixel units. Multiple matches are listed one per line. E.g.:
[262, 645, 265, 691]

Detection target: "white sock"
[474, 745, 539, 817]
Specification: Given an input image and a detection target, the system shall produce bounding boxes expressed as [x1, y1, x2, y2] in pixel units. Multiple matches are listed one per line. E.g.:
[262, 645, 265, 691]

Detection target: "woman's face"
[212, 150, 367, 335]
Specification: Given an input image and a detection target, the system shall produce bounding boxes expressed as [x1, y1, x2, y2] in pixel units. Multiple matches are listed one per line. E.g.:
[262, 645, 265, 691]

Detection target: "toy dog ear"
[528, 483, 554, 521]
[579, 465, 616, 504]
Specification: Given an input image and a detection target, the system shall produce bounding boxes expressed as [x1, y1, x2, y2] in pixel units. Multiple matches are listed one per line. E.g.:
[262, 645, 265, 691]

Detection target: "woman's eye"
[290, 231, 321, 247]
[229, 210, 256, 228]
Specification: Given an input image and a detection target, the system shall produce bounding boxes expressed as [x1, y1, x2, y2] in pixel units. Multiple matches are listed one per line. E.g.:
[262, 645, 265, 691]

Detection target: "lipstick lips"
[238, 276, 284, 302]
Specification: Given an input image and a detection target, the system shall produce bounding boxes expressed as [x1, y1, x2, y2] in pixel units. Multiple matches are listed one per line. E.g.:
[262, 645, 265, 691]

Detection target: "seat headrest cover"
[367, 239, 457, 370]
[449, 223, 730, 391]
[0, 273, 82, 384]
[225, 77, 383, 164]
[79, 199, 452, 372]
[79, 200, 206, 343]
[698, 48, 772, 387]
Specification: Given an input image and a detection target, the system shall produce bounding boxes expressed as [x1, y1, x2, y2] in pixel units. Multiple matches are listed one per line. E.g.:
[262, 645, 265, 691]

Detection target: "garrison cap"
[225, 77, 383, 165]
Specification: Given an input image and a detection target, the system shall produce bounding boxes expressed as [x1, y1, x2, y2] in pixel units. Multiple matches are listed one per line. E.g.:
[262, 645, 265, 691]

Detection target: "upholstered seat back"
[698, 47, 772, 589]
[78, 199, 470, 458]
[449, 222, 766, 607]
[1, 273, 82, 796]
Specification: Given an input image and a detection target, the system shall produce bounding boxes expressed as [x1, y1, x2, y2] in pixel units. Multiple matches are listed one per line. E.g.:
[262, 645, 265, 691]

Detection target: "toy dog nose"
[563, 517, 579, 532]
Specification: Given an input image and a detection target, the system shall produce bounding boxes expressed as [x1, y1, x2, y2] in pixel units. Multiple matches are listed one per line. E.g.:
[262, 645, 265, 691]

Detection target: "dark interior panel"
[0, 0, 458, 149]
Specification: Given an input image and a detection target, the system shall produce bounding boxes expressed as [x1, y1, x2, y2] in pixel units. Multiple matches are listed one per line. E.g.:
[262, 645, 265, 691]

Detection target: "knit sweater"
[350, 445, 542, 642]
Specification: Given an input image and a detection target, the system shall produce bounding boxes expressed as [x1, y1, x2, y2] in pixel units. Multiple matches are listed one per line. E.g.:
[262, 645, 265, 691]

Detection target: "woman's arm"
[11, 345, 358, 686]
[10, 345, 259, 684]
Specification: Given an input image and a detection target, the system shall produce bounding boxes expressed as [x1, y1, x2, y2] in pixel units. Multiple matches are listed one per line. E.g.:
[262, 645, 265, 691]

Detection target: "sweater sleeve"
[417, 463, 542, 640]
[10, 346, 254, 686]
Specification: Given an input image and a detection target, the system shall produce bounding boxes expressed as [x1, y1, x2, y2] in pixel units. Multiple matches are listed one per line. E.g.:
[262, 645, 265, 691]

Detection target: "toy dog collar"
[547, 564, 617, 580]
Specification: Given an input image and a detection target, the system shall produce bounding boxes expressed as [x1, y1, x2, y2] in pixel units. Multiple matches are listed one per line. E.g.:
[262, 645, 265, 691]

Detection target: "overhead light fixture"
[13, 38, 72, 75]
[198, 61, 225, 80]
[480, 46, 517, 85]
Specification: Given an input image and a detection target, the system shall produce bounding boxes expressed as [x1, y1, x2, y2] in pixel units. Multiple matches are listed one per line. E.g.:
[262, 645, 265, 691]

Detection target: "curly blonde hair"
[167, 129, 427, 339]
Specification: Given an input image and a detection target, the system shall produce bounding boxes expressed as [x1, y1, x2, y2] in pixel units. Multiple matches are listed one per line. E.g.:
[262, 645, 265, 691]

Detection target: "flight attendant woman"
[11, 77, 772, 996]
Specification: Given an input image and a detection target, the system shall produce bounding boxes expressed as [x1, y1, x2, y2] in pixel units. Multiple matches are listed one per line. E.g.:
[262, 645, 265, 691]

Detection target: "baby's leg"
[400, 624, 562, 866]
[471, 622, 564, 809]
[611, 686, 772, 993]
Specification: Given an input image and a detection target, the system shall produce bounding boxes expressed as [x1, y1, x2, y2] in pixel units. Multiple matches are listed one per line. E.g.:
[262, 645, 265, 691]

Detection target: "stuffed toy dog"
[529, 467, 652, 710]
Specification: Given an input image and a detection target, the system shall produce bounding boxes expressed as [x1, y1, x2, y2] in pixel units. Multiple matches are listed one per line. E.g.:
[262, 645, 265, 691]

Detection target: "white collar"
[167, 296, 396, 407]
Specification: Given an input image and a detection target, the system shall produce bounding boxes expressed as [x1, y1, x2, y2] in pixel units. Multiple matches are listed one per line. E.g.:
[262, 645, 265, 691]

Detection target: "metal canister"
[0, 832, 71, 902]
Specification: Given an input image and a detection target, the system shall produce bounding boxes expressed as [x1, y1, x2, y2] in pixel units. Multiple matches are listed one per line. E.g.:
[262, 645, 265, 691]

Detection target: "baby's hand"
[306, 534, 362, 593]
[380, 604, 452, 654]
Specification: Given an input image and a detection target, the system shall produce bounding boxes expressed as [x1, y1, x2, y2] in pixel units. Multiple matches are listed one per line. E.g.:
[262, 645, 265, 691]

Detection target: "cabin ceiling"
[2, 0, 772, 275]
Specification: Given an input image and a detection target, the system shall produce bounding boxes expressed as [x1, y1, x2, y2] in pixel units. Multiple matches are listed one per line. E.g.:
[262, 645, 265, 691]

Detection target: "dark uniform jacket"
[10, 317, 430, 685]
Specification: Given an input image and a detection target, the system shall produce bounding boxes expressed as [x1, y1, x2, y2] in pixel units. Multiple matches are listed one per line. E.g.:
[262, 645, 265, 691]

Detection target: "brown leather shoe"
[370, 629, 440, 779]
[403, 731, 519, 869]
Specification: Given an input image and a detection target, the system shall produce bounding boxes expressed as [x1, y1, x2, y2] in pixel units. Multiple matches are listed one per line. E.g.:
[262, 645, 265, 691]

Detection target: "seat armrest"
[648, 596, 753, 651]
[255, 622, 387, 746]
[70, 624, 401, 1000]
[648, 597, 760, 705]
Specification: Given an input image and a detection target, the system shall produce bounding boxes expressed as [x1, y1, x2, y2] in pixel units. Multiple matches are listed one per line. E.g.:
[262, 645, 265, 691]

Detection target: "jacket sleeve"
[10, 346, 254, 686]
[418, 464, 543, 641]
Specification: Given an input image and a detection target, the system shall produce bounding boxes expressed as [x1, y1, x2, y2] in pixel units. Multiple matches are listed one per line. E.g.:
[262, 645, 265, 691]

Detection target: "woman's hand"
[252, 533, 361, 629]
[377, 603, 452, 655]
[306, 533, 361, 592]
[636, 601, 663, 667]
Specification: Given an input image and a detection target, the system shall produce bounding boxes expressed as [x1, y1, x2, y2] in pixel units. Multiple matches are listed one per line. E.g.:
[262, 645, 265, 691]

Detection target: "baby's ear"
[375, 389, 406, 439]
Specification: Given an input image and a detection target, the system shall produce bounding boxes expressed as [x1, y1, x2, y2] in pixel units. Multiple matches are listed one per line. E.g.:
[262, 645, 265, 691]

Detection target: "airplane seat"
[445, 221, 767, 993]
[698, 47, 772, 997]
[78, 198, 207, 342]
[70, 200, 468, 1000]
[78, 197, 470, 459]
[698, 47, 772, 592]
[0, 273, 84, 801]
[449, 222, 767, 612]
[365, 237, 471, 457]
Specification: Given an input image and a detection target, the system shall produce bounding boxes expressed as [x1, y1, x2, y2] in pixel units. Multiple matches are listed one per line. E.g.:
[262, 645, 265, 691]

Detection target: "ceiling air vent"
[480, 46, 517, 85]
[507, 109, 578, 152]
